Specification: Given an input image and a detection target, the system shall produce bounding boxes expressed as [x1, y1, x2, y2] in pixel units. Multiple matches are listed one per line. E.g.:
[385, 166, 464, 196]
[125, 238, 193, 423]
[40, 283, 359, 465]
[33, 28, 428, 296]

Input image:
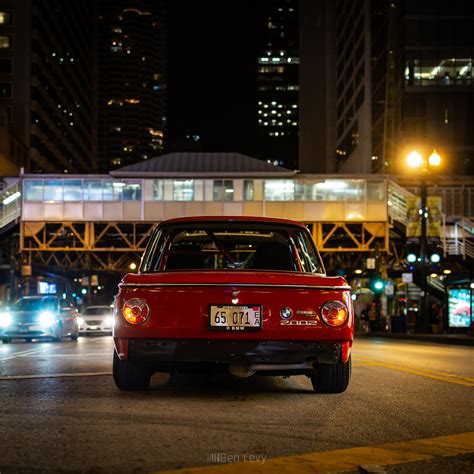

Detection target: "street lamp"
[406, 149, 442, 333]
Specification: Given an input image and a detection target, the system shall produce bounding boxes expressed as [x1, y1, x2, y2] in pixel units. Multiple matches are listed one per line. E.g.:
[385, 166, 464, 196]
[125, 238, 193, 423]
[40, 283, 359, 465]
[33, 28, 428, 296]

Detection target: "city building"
[97, 0, 167, 172]
[299, 0, 474, 176]
[0, 0, 97, 174]
[256, 0, 299, 170]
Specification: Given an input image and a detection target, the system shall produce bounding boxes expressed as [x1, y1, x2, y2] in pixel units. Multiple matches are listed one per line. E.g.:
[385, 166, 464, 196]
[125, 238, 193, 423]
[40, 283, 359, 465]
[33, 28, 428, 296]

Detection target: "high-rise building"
[97, 1, 166, 172]
[300, 0, 474, 175]
[256, 0, 299, 170]
[0, 0, 97, 174]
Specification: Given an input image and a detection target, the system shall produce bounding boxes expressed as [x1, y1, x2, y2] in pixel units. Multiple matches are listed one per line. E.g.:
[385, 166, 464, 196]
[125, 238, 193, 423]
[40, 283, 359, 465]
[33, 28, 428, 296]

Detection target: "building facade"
[300, 0, 474, 176]
[97, 0, 166, 172]
[0, 0, 97, 174]
[256, 0, 299, 170]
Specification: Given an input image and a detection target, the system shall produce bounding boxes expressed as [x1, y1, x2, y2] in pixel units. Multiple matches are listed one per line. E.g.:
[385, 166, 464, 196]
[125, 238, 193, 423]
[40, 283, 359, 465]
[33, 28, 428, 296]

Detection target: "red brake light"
[122, 298, 150, 325]
[320, 300, 348, 327]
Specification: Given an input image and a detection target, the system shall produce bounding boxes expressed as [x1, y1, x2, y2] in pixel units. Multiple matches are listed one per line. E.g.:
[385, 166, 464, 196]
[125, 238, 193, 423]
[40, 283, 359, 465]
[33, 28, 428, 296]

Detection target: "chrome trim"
[119, 282, 351, 290]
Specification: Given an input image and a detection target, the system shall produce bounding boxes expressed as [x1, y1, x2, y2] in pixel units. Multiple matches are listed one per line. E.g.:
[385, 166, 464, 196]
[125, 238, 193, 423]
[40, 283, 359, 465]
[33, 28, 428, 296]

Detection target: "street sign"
[81, 276, 89, 286]
[402, 273, 413, 284]
[91, 275, 99, 286]
[384, 283, 394, 296]
[366, 258, 376, 269]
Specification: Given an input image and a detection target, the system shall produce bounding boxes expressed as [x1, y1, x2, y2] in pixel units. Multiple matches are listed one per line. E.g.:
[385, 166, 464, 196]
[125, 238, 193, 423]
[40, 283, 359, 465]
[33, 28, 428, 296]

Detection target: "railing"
[387, 180, 415, 225]
[444, 218, 474, 260]
[0, 181, 21, 231]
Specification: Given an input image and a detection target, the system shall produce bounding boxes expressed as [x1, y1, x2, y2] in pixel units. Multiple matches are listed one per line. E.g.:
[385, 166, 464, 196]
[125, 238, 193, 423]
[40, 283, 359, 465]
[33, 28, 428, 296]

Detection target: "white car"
[77, 305, 113, 335]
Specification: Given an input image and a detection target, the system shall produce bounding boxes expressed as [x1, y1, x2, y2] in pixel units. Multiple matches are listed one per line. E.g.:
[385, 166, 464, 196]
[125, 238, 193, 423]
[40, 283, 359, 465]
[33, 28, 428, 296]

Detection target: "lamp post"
[406, 149, 442, 333]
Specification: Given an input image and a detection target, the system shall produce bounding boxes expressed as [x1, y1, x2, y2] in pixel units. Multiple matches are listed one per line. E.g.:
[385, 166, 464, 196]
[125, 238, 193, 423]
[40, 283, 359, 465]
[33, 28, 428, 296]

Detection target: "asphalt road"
[0, 336, 472, 473]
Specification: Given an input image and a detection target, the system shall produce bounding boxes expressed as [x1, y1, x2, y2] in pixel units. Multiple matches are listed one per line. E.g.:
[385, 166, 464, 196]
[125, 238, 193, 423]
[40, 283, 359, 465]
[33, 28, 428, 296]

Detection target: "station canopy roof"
[110, 152, 295, 178]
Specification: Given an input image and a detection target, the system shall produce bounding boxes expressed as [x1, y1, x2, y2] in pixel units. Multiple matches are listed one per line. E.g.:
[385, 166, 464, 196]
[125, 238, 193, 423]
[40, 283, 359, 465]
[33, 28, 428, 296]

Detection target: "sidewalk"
[355, 331, 474, 346]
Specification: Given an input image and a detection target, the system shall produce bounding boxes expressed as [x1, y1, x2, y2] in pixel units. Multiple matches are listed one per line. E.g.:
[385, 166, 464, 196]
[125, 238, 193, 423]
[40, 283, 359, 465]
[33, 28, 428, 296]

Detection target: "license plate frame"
[208, 304, 262, 332]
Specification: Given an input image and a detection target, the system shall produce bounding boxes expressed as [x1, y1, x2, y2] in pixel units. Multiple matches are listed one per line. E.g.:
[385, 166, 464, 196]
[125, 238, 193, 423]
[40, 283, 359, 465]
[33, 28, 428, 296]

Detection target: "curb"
[355, 332, 474, 347]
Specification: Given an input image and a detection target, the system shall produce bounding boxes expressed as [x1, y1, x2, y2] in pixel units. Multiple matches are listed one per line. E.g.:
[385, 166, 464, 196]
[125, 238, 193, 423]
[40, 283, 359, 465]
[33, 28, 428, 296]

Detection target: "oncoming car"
[77, 305, 114, 335]
[113, 217, 354, 393]
[0, 295, 79, 343]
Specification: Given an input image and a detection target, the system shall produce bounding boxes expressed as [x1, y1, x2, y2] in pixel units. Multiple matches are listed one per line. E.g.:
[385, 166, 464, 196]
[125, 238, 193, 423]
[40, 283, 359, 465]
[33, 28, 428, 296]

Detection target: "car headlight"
[0, 312, 12, 328]
[320, 300, 348, 327]
[104, 316, 113, 327]
[39, 311, 55, 327]
[76, 317, 85, 326]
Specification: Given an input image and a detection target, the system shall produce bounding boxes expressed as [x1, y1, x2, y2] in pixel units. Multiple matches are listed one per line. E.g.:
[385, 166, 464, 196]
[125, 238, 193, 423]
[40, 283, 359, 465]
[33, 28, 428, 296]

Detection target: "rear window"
[141, 222, 324, 274]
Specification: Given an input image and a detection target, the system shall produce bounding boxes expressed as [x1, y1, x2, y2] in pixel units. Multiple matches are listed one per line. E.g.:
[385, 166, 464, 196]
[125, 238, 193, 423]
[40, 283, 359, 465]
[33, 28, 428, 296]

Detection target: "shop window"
[0, 12, 12, 25]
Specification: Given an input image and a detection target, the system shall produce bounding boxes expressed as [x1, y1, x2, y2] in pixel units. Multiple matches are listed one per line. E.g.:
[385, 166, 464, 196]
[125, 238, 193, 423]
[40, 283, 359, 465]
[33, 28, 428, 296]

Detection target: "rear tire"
[113, 350, 151, 390]
[2, 337, 11, 344]
[70, 333, 78, 341]
[311, 356, 351, 393]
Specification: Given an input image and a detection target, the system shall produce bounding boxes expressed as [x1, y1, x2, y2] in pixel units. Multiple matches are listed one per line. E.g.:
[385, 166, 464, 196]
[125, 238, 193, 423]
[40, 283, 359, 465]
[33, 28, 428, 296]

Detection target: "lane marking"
[0, 337, 110, 362]
[0, 371, 112, 381]
[155, 432, 474, 474]
[18, 352, 112, 358]
[353, 356, 474, 387]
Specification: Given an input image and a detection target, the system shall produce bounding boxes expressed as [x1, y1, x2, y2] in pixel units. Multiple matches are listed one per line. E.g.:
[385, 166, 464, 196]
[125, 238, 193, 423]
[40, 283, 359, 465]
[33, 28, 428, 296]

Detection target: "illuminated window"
[44, 180, 63, 202]
[0, 36, 11, 48]
[63, 180, 83, 201]
[123, 182, 142, 201]
[244, 180, 254, 201]
[153, 180, 163, 200]
[264, 180, 296, 201]
[83, 180, 103, 201]
[24, 180, 44, 201]
[258, 66, 285, 74]
[173, 180, 194, 201]
[213, 180, 234, 202]
[0, 12, 12, 25]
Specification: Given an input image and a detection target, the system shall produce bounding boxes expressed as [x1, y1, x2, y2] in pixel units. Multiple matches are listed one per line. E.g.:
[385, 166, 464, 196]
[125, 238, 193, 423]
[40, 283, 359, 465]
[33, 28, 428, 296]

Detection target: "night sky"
[166, 1, 260, 156]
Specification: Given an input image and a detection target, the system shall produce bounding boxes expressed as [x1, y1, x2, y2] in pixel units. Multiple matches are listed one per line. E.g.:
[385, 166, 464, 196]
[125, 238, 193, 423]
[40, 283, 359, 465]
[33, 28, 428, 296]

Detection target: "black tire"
[2, 337, 11, 344]
[70, 333, 79, 341]
[113, 350, 151, 390]
[25, 338, 33, 343]
[311, 356, 351, 393]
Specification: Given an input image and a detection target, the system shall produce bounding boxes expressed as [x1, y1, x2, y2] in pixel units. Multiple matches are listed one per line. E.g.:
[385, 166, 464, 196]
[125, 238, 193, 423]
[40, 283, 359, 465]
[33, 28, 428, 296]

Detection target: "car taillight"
[320, 300, 348, 327]
[122, 298, 150, 325]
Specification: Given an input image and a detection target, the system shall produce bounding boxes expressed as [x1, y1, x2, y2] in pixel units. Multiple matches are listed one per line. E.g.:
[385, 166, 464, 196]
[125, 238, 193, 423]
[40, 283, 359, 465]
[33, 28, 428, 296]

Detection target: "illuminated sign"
[447, 288, 471, 328]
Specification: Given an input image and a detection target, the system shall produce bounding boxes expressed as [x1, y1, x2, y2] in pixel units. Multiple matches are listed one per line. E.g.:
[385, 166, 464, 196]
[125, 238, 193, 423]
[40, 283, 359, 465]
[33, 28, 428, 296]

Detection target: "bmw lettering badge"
[280, 307, 293, 320]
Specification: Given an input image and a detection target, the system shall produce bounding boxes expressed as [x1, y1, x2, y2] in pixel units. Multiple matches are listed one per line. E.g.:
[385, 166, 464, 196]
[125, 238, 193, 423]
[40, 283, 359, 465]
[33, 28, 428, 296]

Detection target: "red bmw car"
[113, 217, 353, 393]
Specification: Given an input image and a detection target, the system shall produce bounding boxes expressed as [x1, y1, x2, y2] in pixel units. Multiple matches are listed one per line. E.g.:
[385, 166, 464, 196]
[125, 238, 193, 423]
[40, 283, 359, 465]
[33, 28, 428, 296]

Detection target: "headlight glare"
[39, 311, 55, 327]
[104, 316, 113, 326]
[76, 317, 85, 326]
[0, 312, 12, 328]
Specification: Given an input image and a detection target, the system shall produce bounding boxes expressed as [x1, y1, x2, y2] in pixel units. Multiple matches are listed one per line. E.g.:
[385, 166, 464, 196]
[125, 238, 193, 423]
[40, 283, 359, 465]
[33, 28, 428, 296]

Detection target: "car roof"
[158, 216, 307, 228]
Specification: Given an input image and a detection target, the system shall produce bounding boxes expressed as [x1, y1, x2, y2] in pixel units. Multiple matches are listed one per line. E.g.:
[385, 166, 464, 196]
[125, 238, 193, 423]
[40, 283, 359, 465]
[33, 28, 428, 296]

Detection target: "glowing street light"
[404, 149, 442, 333]
[129, 262, 137, 271]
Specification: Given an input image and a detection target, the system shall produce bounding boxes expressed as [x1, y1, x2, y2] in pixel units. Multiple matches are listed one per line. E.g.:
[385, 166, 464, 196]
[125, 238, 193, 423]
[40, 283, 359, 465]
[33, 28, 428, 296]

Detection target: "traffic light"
[370, 277, 385, 293]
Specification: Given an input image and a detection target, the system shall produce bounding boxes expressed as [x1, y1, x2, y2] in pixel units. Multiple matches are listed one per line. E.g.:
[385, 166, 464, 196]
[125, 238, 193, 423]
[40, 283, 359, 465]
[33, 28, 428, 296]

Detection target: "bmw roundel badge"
[280, 307, 293, 319]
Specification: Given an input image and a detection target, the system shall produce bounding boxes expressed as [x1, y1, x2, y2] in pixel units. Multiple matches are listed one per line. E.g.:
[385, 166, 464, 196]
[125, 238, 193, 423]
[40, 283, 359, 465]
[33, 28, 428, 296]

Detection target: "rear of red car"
[113, 217, 354, 393]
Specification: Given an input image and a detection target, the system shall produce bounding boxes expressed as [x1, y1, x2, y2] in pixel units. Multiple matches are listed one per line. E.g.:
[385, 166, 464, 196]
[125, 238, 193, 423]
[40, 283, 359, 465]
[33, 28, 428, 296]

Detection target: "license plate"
[18, 327, 29, 333]
[209, 305, 262, 331]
